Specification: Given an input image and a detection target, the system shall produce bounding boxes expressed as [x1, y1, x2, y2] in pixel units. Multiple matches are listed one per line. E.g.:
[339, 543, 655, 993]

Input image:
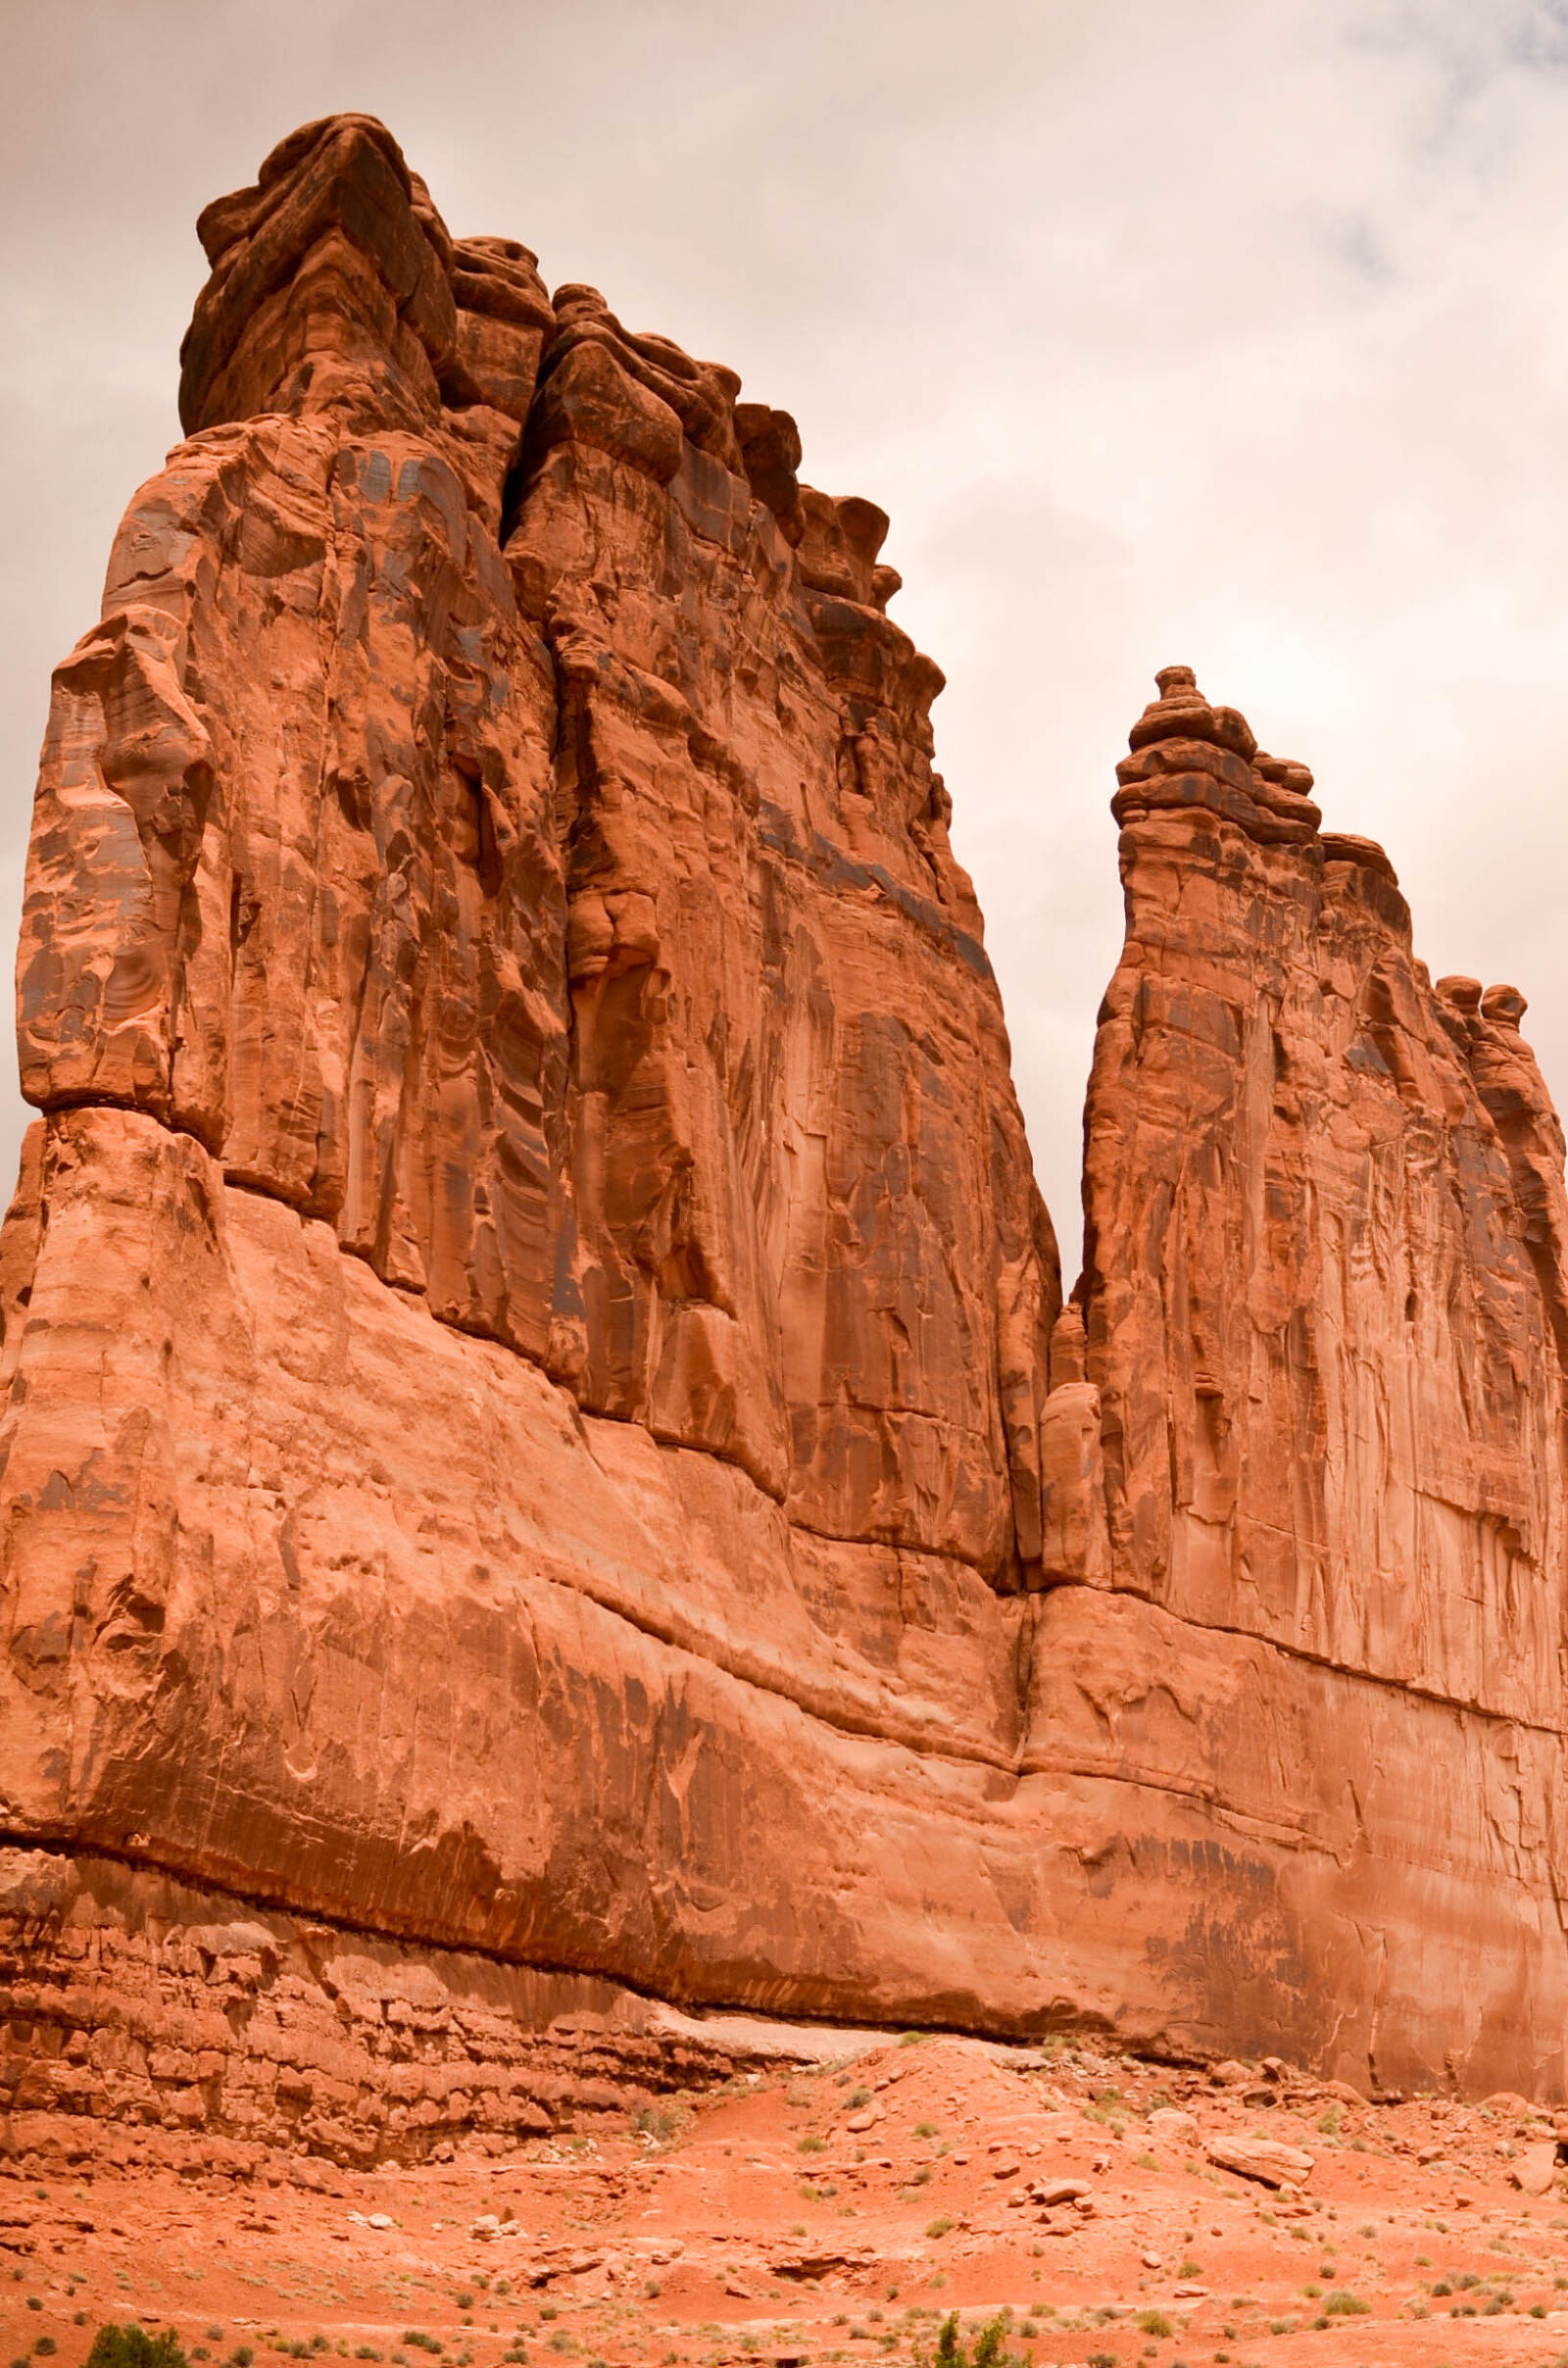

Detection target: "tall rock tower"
[3, 121, 1568, 2169]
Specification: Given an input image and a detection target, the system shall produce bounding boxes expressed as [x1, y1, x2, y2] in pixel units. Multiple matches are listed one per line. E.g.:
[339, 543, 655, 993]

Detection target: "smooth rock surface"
[1204, 2134, 1315, 2190]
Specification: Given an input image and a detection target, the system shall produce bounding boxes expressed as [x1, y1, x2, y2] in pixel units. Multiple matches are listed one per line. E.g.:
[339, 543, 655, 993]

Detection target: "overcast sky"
[4, 0, 1567, 1268]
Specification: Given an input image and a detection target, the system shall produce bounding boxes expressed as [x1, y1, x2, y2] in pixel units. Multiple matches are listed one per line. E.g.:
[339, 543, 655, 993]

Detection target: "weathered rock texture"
[1070, 666, 1568, 2089]
[5, 121, 1568, 2157]
[0, 1848, 773, 2176]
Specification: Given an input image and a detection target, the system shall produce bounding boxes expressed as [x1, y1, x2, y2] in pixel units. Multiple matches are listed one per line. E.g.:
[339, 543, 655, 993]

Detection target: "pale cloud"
[3, 0, 1567, 1263]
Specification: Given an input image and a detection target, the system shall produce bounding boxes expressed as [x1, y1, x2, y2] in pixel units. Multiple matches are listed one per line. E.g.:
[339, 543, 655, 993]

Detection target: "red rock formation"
[16, 112, 1054, 1564]
[1054, 663, 1568, 2089]
[6, 123, 1568, 2158]
[1080, 662, 1568, 1694]
[1, 114, 1067, 2101]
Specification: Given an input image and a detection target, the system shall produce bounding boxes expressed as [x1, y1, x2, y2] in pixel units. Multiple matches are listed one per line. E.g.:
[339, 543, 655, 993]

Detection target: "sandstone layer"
[5, 119, 1568, 2154]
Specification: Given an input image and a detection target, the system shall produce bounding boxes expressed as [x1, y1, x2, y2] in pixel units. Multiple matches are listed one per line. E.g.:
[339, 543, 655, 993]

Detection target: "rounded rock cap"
[1128, 666, 1256, 760]
[1481, 983, 1528, 1026]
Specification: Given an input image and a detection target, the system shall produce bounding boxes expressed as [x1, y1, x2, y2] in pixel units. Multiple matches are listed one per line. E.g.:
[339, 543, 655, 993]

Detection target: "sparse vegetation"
[907, 2312, 1021, 2368]
[632, 2104, 689, 2146]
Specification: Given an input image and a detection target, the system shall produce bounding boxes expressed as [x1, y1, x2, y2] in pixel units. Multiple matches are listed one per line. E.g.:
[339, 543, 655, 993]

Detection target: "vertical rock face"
[1044, 664, 1568, 2089]
[1079, 664, 1568, 1702]
[1, 114, 1070, 2063]
[6, 120, 1568, 2149]
[16, 113, 1057, 1565]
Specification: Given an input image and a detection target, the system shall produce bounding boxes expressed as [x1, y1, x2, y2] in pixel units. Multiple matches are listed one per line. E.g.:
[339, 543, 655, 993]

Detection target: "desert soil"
[5, 2034, 1568, 2368]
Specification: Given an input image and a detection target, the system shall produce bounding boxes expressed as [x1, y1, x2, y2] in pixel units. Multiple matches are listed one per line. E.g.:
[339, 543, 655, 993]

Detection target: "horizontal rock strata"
[6, 124, 1568, 2147]
[0, 1849, 786, 2175]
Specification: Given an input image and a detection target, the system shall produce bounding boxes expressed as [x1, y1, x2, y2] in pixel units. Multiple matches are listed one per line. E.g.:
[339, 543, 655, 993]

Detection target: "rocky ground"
[6, 2034, 1568, 2368]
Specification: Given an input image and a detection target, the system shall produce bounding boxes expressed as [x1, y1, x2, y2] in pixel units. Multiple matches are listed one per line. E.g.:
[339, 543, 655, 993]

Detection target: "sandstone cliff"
[4, 120, 1568, 2164]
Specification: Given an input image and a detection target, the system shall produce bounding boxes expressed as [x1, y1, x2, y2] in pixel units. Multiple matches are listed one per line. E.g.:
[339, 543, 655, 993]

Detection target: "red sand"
[6, 2036, 1568, 2368]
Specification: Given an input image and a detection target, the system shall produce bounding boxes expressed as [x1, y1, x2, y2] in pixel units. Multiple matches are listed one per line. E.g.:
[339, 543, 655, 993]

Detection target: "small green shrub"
[925, 2217, 954, 2240]
[969, 2319, 1012, 2368]
[1322, 2293, 1370, 2317]
[1135, 2313, 1173, 2339]
[86, 2336, 190, 2368]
